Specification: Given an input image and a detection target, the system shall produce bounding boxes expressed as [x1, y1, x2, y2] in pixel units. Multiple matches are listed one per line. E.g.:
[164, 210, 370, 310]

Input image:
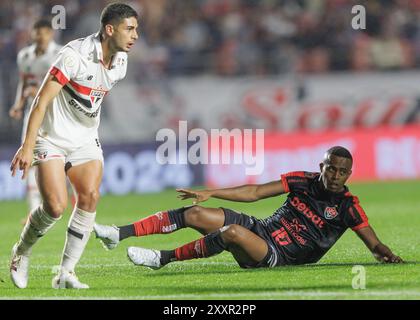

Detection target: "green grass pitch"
[0, 180, 419, 300]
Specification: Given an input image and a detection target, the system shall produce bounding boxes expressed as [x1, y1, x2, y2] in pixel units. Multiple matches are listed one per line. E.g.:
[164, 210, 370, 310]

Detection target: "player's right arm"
[10, 74, 64, 179]
[177, 180, 286, 204]
[9, 74, 26, 120]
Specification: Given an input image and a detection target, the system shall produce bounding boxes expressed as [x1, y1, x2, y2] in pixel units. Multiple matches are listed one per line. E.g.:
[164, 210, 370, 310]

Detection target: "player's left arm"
[355, 226, 404, 263]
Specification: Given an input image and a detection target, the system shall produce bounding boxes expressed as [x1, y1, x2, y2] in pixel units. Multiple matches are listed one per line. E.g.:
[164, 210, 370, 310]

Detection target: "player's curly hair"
[100, 2, 138, 31]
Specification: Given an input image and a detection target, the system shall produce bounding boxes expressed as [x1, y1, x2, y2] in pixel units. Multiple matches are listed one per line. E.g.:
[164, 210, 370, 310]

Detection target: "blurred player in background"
[8, 19, 62, 224]
[95, 146, 403, 270]
[9, 2, 139, 289]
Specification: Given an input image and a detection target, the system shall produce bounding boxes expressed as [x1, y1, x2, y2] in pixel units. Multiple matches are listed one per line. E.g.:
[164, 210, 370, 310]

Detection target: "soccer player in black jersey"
[94, 146, 403, 269]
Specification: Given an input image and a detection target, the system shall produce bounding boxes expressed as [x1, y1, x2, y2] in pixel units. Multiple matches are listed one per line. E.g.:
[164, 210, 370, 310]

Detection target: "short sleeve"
[280, 171, 308, 193]
[49, 47, 80, 85]
[344, 195, 369, 231]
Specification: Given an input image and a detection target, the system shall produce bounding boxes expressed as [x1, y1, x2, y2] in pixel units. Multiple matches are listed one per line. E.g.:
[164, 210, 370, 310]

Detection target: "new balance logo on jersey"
[87, 75, 93, 80]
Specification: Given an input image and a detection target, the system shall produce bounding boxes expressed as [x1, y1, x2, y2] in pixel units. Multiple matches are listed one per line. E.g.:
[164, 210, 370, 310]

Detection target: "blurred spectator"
[2, 0, 420, 141]
[3, 0, 420, 78]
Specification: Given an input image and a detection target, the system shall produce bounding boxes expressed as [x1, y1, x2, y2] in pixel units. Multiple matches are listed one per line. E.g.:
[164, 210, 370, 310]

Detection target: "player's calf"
[94, 207, 190, 249]
[11, 206, 61, 288]
[152, 228, 229, 267]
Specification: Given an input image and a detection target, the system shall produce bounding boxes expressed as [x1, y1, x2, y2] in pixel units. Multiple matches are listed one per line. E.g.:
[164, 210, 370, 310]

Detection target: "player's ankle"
[118, 224, 136, 240]
[160, 250, 175, 266]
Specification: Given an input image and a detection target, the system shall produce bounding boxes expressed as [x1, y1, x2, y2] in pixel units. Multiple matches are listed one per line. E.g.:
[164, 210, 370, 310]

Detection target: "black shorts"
[221, 207, 286, 268]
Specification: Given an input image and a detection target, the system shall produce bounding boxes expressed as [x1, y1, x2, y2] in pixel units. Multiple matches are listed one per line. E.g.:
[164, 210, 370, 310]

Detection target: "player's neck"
[34, 45, 47, 57]
[100, 38, 116, 69]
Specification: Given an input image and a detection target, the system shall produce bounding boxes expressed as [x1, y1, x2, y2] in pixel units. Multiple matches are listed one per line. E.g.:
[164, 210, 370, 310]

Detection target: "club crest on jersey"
[89, 89, 106, 106]
[324, 206, 338, 220]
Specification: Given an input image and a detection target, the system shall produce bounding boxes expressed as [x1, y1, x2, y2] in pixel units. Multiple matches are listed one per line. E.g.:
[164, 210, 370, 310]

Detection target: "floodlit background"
[0, 0, 419, 199]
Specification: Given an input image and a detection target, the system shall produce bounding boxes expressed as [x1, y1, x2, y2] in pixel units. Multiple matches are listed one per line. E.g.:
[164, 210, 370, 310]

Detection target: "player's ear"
[319, 162, 324, 172]
[104, 24, 114, 37]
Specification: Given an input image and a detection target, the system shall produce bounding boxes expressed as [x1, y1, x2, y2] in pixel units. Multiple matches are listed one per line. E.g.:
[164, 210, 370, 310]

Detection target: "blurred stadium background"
[0, 0, 419, 201]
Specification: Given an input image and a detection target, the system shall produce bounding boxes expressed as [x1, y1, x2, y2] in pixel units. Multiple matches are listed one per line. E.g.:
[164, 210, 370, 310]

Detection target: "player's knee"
[43, 199, 67, 218]
[77, 189, 100, 210]
[220, 224, 244, 244]
[184, 205, 204, 226]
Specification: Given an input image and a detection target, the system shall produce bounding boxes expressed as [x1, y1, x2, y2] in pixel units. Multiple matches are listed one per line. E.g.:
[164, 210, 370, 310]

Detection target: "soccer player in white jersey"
[9, 19, 62, 223]
[9, 2, 139, 289]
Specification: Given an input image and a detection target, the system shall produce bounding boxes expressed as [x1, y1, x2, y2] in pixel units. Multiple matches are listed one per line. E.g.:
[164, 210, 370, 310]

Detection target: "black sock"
[118, 224, 136, 241]
[160, 250, 176, 266]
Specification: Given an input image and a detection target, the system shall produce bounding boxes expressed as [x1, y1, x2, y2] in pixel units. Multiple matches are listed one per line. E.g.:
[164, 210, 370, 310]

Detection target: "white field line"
[1, 290, 420, 300]
[0, 261, 238, 270]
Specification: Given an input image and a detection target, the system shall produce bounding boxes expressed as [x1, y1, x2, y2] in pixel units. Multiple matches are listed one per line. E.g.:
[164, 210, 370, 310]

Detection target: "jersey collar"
[30, 41, 57, 57]
[93, 32, 104, 62]
[316, 177, 348, 199]
[93, 32, 118, 69]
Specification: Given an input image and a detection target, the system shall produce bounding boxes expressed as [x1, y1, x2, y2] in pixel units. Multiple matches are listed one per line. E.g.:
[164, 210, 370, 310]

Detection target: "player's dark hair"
[33, 19, 52, 30]
[100, 2, 138, 32]
[325, 146, 353, 161]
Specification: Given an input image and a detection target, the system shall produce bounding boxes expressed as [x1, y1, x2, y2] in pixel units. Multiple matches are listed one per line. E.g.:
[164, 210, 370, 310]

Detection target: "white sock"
[26, 167, 41, 212]
[60, 207, 96, 272]
[17, 205, 61, 255]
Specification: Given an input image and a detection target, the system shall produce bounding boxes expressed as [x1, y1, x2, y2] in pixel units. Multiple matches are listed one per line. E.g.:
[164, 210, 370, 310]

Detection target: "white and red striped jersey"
[17, 41, 62, 143]
[17, 41, 62, 88]
[42, 32, 128, 149]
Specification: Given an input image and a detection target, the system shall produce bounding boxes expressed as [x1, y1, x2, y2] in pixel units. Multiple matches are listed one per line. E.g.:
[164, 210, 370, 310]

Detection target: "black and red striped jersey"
[259, 171, 369, 265]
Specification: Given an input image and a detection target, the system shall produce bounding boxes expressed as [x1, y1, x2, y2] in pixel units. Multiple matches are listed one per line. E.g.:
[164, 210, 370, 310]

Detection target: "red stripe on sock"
[174, 238, 207, 261]
[133, 211, 173, 236]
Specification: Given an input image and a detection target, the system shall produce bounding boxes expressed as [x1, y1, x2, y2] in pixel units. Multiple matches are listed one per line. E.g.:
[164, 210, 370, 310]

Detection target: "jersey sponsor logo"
[68, 98, 101, 118]
[287, 178, 306, 185]
[64, 85, 92, 109]
[290, 196, 325, 229]
[280, 217, 307, 246]
[324, 206, 339, 220]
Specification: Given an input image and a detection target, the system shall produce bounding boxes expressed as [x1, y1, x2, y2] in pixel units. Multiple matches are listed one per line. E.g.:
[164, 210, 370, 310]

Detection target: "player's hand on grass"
[176, 188, 211, 204]
[379, 254, 404, 264]
[10, 146, 33, 179]
[373, 243, 404, 264]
